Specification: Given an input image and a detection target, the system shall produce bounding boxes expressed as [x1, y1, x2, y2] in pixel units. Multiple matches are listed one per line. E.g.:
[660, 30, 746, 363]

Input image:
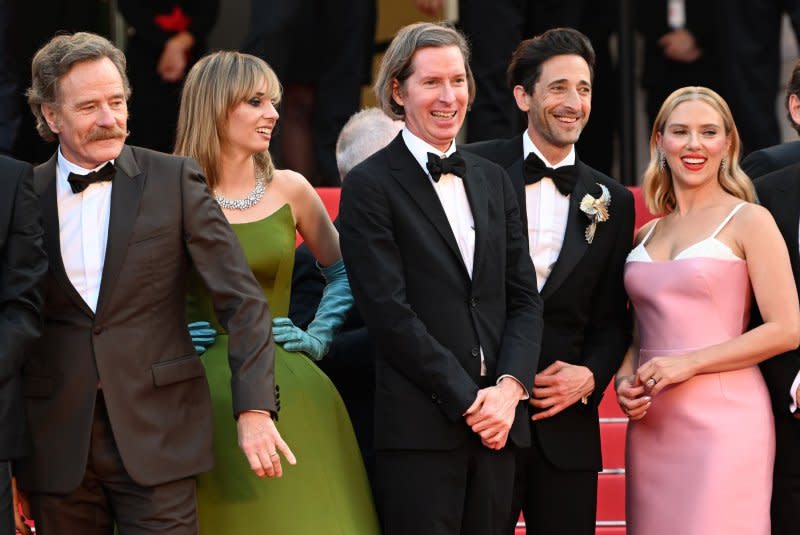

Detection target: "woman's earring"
[658, 151, 666, 171]
[720, 156, 729, 173]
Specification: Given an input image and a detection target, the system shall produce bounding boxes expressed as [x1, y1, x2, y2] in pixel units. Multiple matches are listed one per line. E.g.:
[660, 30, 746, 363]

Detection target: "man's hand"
[414, 0, 444, 17]
[237, 411, 296, 478]
[795, 384, 800, 420]
[530, 361, 594, 421]
[13, 478, 31, 535]
[464, 378, 524, 450]
[658, 29, 702, 63]
[157, 32, 193, 82]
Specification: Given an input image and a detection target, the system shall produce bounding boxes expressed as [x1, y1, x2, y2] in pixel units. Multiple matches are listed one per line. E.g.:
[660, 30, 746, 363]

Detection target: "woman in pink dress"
[616, 86, 800, 535]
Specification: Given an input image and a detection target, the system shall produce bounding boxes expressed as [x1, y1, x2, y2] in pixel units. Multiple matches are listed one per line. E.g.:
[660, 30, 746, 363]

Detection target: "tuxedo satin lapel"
[95, 146, 143, 318]
[462, 159, 488, 280]
[507, 157, 527, 231]
[39, 159, 95, 318]
[540, 169, 593, 300]
[388, 138, 468, 274]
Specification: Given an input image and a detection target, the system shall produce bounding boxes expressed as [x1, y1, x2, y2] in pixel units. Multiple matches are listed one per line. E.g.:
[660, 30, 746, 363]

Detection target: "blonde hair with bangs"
[175, 51, 281, 190]
[643, 86, 754, 215]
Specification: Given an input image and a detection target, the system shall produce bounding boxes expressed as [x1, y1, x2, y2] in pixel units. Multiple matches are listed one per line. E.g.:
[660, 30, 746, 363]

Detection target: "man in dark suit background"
[339, 22, 543, 535]
[289, 107, 403, 485]
[463, 28, 634, 534]
[753, 169, 800, 535]
[742, 60, 800, 179]
[15, 32, 292, 535]
[0, 155, 47, 535]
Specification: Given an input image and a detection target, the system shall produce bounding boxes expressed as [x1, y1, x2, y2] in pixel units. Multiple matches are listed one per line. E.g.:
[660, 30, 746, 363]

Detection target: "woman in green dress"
[174, 51, 379, 534]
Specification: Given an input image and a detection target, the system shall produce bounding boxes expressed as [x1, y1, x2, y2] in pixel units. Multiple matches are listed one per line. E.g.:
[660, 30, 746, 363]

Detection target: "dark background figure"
[119, 0, 218, 154]
[0, 155, 47, 535]
[244, 0, 376, 186]
[10, 0, 107, 164]
[289, 108, 403, 487]
[742, 59, 800, 178]
[0, 0, 20, 155]
[637, 0, 724, 129]
[718, 0, 800, 156]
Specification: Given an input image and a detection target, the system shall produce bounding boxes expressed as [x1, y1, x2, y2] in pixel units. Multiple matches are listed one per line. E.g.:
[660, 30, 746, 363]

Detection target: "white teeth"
[555, 116, 578, 123]
[431, 111, 455, 118]
[257, 128, 271, 135]
[682, 158, 704, 164]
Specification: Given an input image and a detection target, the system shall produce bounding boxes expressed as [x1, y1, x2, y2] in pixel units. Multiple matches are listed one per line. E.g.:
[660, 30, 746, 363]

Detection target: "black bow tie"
[523, 152, 577, 196]
[426, 151, 466, 182]
[67, 162, 116, 194]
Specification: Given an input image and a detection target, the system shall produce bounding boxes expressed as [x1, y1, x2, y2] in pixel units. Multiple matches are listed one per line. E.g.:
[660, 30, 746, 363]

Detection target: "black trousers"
[27, 393, 198, 535]
[376, 434, 515, 535]
[0, 462, 12, 535]
[771, 472, 800, 535]
[507, 431, 598, 535]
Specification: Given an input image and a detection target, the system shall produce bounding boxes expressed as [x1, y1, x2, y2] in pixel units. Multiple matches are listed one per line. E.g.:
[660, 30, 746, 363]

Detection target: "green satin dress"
[187, 204, 379, 534]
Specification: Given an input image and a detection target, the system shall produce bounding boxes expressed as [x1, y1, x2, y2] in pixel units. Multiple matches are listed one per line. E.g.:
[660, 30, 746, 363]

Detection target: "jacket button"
[93, 326, 102, 335]
[431, 393, 438, 402]
[470, 297, 478, 308]
[471, 347, 479, 357]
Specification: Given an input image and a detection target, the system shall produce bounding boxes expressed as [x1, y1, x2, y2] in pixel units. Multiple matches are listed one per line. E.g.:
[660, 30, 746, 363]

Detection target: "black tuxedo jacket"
[0, 156, 47, 461]
[17, 145, 276, 493]
[741, 140, 800, 180]
[340, 134, 543, 451]
[753, 164, 800, 477]
[463, 136, 634, 471]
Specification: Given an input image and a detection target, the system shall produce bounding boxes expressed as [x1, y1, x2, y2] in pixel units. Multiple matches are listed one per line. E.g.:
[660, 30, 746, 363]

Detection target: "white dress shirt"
[523, 131, 575, 291]
[56, 148, 113, 313]
[791, 222, 800, 413]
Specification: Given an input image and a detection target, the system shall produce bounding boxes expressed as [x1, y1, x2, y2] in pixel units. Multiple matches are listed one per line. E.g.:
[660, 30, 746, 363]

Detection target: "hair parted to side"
[27, 32, 131, 142]
[643, 86, 754, 215]
[174, 51, 281, 191]
[507, 27, 595, 94]
[336, 108, 404, 179]
[374, 21, 475, 120]
[786, 59, 800, 134]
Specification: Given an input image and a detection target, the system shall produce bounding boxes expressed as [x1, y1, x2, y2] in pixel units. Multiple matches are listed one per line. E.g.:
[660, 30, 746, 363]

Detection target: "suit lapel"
[540, 163, 594, 300]
[387, 136, 469, 275]
[38, 154, 95, 317]
[95, 146, 143, 319]
[461, 155, 488, 280]
[774, 178, 800, 284]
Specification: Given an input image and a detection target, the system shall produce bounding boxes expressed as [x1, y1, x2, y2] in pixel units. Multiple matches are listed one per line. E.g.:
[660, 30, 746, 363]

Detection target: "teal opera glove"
[188, 320, 217, 355]
[272, 258, 353, 361]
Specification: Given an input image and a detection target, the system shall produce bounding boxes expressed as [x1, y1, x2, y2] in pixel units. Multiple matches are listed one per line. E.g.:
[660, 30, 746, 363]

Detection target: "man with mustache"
[463, 28, 634, 534]
[13, 32, 287, 535]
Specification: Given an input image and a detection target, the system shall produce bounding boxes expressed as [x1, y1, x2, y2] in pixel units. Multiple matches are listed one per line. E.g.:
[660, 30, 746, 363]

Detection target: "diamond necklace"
[215, 174, 265, 210]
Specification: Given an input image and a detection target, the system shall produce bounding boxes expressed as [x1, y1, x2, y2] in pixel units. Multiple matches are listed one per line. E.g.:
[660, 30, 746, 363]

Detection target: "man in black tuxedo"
[742, 60, 800, 179]
[753, 169, 800, 535]
[289, 107, 404, 485]
[0, 155, 47, 535]
[339, 22, 543, 535]
[16, 32, 290, 535]
[463, 28, 634, 534]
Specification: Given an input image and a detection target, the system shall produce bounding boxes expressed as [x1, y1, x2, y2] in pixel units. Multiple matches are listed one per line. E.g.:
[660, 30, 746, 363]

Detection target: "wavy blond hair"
[643, 86, 754, 215]
[174, 51, 281, 190]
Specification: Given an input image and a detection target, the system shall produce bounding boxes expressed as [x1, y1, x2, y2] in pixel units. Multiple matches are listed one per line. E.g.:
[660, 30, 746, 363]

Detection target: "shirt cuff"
[496, 374, 530, 400]
[789, 369, 800, 413]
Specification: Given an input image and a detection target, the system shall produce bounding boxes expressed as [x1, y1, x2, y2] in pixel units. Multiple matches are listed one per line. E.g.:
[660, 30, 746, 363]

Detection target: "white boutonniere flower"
[579, 183, 611, 244]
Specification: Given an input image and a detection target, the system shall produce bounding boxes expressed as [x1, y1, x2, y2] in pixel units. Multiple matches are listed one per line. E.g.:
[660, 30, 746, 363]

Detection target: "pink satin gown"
[623, 204, 774, 535]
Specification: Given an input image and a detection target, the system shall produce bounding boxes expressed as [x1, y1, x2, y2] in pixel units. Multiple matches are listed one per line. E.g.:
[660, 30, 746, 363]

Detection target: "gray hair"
[336, 108, 404, 179]
[27, 32, 131, 141]
[374, 21, 475, 120]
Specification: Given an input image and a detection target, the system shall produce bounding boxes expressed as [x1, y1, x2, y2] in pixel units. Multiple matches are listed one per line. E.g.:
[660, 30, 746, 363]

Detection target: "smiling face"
[42, 57, 128, 169]
[657, 99, 731, 189]
[516, 54, 591, 163]
[223, 79, 279, 158]
[392, 45, 468, 152]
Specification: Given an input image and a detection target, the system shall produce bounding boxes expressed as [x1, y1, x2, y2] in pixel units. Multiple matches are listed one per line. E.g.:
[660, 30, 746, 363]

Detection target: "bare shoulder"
[731, 202, 776, 230]
[269, 168, 316, 201]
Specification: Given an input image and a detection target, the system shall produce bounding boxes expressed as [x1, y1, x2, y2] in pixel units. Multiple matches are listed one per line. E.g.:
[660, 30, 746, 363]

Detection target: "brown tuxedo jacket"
[16, 145, 276, 493]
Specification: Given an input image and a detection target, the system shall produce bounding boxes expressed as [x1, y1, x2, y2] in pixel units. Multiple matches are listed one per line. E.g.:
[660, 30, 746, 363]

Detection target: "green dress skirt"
[187, 204, 379, 534]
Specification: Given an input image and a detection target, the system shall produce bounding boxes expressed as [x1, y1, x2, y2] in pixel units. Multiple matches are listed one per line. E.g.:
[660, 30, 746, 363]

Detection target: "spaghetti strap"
[640, 219, 660, 247]
[710, 203, 747, 238]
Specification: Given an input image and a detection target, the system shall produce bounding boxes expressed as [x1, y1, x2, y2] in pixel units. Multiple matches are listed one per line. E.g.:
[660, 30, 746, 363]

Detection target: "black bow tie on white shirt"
[426, 151, 466, 182]
[67, 162, 116, 194]
[523, 152, 577, 196]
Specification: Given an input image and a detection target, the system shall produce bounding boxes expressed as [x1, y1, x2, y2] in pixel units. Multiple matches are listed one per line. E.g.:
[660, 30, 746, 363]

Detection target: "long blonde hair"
[642, 86, 754, 215]
[175, 51, 281, 190]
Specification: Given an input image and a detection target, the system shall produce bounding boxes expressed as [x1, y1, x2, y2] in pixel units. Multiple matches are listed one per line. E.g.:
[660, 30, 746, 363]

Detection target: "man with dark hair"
[340, 21, 543, 535]
[16, 32, 290, 535]
[464, 28, 634, 534]
[0, 155, 47, 535]
[741, 59, 800, 179]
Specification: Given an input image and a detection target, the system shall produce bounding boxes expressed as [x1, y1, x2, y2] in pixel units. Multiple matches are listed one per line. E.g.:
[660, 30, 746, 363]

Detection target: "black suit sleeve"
[340, 168, 479, 422]
[179, 157, 277, 416]
[580, 184, 635, 404]
[288, 243, 323, 329]
[741, 150, 773, 180]
[0, 160, 46, 382]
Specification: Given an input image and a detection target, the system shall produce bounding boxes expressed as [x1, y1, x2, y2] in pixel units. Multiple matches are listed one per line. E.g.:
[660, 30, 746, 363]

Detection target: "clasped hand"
[464, 379, 522, 450]
[272, 317, 326, 361]
[530, 361, 594, 421]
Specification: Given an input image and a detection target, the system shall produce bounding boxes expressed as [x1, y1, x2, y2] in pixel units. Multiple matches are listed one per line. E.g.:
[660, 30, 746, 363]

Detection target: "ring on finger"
[646, 377, 656, 388]
[269, 451, 279, 458]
